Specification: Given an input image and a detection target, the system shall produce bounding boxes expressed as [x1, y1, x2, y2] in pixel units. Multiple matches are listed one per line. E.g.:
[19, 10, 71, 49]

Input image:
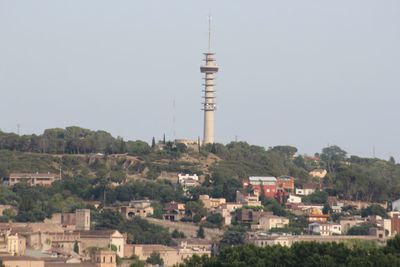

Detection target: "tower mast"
[200, 16, 219, 145]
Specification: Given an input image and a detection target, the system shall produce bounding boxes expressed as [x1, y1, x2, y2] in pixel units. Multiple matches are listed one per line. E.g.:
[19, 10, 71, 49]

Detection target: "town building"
[276, 176, 295, 192]
[163, 202, 186, 222]
[287, 195, 302, 204]
[236, 191, 262, 207]
[120, 200, 153, 219]
[0, 231, 26, 256]
[1, 256, 44, 267]
[251, 215, 289, 231]
[309, 169, 327, 179]
[76, 230, 126, 258]
[236, 209, 273, 224]
[8, 173, 60, 187]
[199, 195, 226, 210]
[45, 209, 91, 231]
[308, 222, 342, 236]
[306, 208, 329, 223]
[178, 174, 199, 192]
[295, 183, 319, 196]
[392, 198, 400, 211]
[340, 217, 366, 234]
[124, 239, 212, 267]
[244, 177, 277, 199]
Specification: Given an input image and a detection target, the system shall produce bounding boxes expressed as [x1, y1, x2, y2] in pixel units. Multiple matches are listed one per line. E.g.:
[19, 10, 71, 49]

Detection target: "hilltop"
[1, 126, 400, 204]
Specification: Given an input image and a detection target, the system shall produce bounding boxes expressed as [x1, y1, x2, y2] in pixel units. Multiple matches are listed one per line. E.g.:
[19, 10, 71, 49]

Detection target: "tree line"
[0, 127, 150, 155]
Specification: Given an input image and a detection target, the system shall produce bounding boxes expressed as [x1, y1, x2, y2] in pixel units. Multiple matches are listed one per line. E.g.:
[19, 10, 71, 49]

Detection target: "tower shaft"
[200, 16, 219, 145]
[201, 53, 218, 145]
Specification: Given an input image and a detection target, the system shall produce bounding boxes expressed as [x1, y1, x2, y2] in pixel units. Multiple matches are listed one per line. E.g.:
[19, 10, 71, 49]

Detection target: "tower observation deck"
[201, 17, 219, 145]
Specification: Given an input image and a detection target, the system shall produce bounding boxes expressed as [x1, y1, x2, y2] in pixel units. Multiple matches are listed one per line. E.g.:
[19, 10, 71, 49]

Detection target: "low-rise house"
[245, 232, 381, 248]
[214, 207, 232, 226]
[1, 256, 44, 267]
[45, 250, 117, 267]
[306, 208, 329, 223]
[295, 184, 319, 196]
[178, 174, 200, 193]
[214, 203, 243, 226]
[236, 191, 261, 207]
[76, 230, 126, 258]
[309, 169, 327, 179]
[0, 231, 26, 256]
[308, 222, 342, 236]
[245, 232, 292, 247]
[125, 244, 179, 267]
[236, 209, 273, 224]
[340, 217, 366, 234]
[8, 173, 60, 187]
[276, 176, 295, 192]
[327, 196, 344, 213]
[251, 215, 289, 231]
[120, 200, 153, 219]
[392, 198, 400, 211]
[124, 239, 212, 267]
[287, 195, 302, 204]
[163, 202, 186, 222]
[45, 209, 91, 231]
[391, 212, 400, 236]
[244, 177, 277, 199]
[199, 195, 226, 210]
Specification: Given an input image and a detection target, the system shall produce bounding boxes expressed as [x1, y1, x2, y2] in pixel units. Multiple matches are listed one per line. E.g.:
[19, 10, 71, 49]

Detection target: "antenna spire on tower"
[208, 14, 212, 52]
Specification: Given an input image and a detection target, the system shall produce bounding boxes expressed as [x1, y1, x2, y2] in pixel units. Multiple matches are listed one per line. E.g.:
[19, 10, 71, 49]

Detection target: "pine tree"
[163, 134, 166, 145]
[197, 225, 205, 239]
[73, 241, 79, 254]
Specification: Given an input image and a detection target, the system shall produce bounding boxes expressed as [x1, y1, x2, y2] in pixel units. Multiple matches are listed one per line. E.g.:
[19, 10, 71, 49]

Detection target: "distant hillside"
[1, 127, 400, 203]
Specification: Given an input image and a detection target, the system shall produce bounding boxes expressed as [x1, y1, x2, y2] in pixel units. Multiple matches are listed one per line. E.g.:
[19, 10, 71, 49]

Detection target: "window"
[103, 256, 105, 262]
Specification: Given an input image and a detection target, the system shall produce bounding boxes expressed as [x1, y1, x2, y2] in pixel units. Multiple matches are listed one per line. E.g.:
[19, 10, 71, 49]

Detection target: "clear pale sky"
[1, 1, 399, 159]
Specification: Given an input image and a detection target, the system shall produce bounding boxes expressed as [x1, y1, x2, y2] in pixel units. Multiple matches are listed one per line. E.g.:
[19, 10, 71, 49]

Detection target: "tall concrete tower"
[200, 16, 219, 145]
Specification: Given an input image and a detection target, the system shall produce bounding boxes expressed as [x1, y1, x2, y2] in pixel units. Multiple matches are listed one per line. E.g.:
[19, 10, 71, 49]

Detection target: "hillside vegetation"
[0, 126, 400, 208]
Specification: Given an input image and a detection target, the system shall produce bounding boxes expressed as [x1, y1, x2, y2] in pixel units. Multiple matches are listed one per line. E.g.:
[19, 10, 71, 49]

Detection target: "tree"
[171, 229, 185, 238]
[322, 203, 332, 215]
[361, 204, 388, 218]
[73, 241, 79, 254]
[151, 137, 156, 149]
[219, 225, 246, 249]
[146, 252, 164, 266]
[130, 255, 145, 267]
[303, 190, 328, 204]
[206, 213, 224, 228]
[347, 224, 371, 235]
[197, 225, 205, 239]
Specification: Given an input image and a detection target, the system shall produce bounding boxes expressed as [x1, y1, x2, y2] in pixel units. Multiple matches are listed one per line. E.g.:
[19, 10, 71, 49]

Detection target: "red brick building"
[276, 176, 295, 192]
[243, 177, 277, 199]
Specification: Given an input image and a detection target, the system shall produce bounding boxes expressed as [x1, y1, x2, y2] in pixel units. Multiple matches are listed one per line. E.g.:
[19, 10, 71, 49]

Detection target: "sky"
[0, 1, 399, 160]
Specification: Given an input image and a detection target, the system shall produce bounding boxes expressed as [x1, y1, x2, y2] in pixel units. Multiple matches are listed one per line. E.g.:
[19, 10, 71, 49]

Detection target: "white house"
[308, 222, 342, 236]
[392, 198, 400, 211]
[287, 194, 302, 204]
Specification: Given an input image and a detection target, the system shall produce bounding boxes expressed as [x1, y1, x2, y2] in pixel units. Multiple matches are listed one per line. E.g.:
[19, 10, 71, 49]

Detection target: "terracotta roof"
[1, 256, 43, 261]
[45, 263, 94, 267]
[75, 230, 122, 237]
